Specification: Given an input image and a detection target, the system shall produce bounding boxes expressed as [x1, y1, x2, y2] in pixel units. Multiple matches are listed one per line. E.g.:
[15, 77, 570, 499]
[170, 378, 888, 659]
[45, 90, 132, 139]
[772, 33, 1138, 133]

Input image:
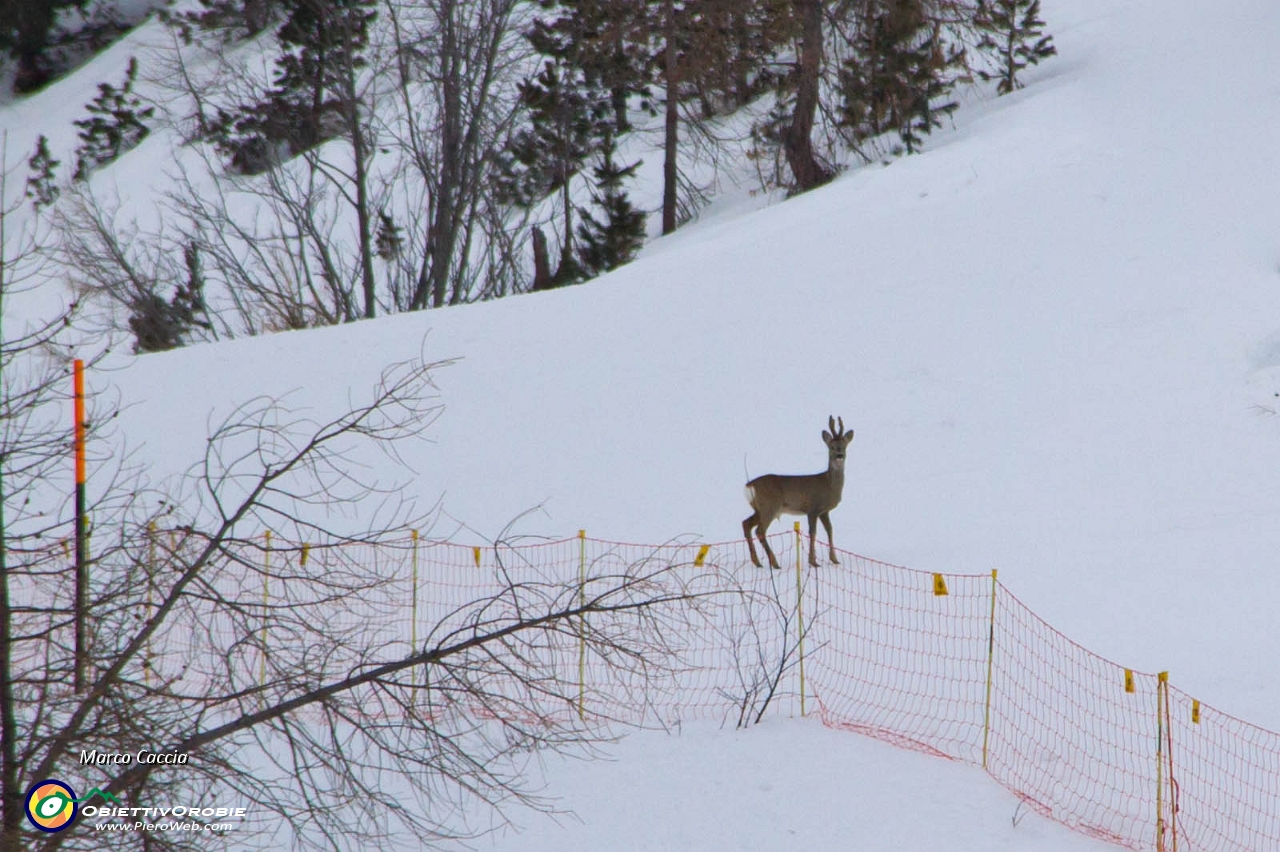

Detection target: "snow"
[4, 0, 1280, 848]
[470, 719, 1106, 852]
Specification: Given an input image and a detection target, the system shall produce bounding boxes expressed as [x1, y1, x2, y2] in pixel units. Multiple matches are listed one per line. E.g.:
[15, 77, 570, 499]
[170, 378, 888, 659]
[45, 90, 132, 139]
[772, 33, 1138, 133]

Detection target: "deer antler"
[837, 415, 844, 435]
[829, 415, 837, 436]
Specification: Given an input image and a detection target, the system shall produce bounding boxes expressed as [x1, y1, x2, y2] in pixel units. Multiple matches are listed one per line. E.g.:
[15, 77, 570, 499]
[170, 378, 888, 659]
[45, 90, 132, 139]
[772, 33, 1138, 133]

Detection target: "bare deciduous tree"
[718, 566, 817, 728]
[385, 0, 530, 308]
[0, 136, 116, 852]
[57, 183, 220, 351]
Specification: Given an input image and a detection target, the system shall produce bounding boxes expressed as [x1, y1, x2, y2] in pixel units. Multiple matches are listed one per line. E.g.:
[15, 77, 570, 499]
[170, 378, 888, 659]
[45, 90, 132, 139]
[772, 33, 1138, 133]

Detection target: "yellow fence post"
[1167, 674, 1178, 852]
[982, 569, 998, 770]
[577, 529, 587, 721]
[794, 522, 806, 718]
[1157, 670, 1168, 852]
[410, 530, 420, 651]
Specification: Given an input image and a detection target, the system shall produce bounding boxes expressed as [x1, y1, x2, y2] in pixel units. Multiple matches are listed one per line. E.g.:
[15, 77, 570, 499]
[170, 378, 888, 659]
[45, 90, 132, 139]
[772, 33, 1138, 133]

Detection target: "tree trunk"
[0, 527, 19, 852]
[785, 0, 833, 192]
[426, 0, 463, 310]
[350, 108, 377, 320]
[531, 226, 552, 291]
[561, 169, 573, 259]
[0, 150, 19, 852]
[662, 0, 679, 235]
[612, 85, 629, 133]
[243, 0, 269, 35]
[12, 2, 57, 93]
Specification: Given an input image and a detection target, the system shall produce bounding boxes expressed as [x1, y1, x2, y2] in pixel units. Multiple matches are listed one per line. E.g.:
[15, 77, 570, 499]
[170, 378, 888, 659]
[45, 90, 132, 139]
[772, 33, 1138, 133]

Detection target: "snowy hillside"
[5, 0, 1280, 849]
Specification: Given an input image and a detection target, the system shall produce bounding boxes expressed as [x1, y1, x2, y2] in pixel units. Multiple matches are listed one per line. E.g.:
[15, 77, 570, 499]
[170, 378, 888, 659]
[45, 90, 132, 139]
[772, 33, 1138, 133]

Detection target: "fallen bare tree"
[3, 352, 727, 852]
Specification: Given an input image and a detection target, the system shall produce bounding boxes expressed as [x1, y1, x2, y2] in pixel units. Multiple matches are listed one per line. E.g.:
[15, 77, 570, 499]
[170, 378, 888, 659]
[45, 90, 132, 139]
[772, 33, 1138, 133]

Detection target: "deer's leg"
[820, 512, 839, 565]
[755, 519, 780, 570]
[743, 514, 763, 568]
[807, 513, 820, 567]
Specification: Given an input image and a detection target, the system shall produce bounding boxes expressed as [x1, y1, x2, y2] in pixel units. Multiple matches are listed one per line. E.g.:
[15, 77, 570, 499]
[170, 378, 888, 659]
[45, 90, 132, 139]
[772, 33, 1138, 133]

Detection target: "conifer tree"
[375, 211, 403, 262]
[0, 0, 86, 92]
[127, 243, 212, 353]
[271, 0, 375, 139]
[838, 1, 965, 154]
[176, 0, 279, 40]
[576, 129, 645, 276]
[502, 59, 604, 286]
[24, 135, 59, 213]
[975, 0, 1056, 95]
[684, 0, 792, 116]
[212, 0, 375, 172]
[527, 0, 654, 133]
[72, 57, 155, 180]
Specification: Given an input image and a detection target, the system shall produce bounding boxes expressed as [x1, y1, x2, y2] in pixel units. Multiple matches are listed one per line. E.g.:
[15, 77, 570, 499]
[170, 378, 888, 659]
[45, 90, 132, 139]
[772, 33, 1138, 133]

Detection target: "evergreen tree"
[683, 0, 793, 117]
[128, 244, 212, 353]
[527, 0, 655, 133]
[25, 135, 60, 213]
[72, 57, 155, 180]
[576, 129, 645, 275]
[501, 59, 605, 286]
[374, 209, 405, 306]
[212, 0, 375, 173]
[272, 0, 375, 131]
[174, 0, 280, 41]
[975, 0, 1056, 95]
[838, 1, 965, 154]
[0, 0, 86, 92]
[375, 211, 403, 262]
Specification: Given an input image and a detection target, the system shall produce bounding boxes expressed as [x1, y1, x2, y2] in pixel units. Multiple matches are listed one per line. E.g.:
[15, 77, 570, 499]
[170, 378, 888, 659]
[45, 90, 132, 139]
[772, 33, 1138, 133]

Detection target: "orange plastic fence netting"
[10, 530, 1280, 852]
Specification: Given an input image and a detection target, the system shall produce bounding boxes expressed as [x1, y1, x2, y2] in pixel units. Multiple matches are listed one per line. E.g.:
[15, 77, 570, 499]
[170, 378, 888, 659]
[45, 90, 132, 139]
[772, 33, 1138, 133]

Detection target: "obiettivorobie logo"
[25, 780, 120, 833]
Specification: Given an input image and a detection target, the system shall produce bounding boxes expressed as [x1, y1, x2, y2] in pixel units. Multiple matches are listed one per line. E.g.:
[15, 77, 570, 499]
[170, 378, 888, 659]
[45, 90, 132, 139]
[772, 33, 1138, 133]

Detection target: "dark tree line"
[0, 0, 88, 92]
[0, 0, 167, 93]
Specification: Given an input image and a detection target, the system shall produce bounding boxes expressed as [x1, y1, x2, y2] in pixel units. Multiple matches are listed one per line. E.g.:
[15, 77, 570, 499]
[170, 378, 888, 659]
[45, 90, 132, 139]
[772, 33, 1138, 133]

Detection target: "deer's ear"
[822, 430, 832, 443]
[844, 429, 854, 441]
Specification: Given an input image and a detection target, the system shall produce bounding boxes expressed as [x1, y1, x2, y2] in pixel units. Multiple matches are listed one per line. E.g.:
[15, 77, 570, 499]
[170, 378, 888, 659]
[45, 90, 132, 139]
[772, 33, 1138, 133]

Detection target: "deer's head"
[822, 415, 855, 471]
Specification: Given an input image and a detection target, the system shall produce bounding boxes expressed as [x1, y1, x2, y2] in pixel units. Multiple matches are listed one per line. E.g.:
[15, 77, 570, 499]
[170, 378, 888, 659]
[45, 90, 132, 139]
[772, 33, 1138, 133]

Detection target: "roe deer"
[743, 416, 854, 569]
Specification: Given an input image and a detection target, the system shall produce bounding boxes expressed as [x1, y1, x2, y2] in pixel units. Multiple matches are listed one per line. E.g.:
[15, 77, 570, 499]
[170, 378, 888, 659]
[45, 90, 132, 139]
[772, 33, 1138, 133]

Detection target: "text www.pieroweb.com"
[84, 805, 242, 833]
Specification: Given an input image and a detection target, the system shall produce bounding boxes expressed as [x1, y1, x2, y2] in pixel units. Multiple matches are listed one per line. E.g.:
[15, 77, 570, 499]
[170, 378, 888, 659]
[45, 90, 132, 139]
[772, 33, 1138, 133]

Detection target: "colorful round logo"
[25, 780, 78, 833]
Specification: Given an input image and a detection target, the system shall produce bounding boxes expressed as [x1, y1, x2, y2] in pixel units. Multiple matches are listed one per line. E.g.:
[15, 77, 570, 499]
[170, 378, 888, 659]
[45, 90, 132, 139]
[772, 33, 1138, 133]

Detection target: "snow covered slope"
[5, 0, 1280, 847]
[92, 0, 1280, 725]
[469, 719, 1109, 852]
